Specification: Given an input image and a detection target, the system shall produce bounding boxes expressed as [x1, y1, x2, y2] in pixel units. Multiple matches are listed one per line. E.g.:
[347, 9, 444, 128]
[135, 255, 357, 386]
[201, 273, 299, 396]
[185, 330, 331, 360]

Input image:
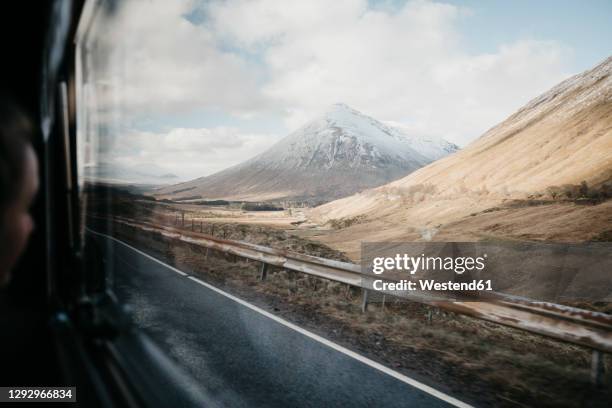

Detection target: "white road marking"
[90, 229, 472, 408]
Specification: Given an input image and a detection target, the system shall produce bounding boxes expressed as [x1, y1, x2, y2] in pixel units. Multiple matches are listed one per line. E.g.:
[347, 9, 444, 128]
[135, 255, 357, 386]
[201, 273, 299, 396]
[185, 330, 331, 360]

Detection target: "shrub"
[579, 180, 589, 197]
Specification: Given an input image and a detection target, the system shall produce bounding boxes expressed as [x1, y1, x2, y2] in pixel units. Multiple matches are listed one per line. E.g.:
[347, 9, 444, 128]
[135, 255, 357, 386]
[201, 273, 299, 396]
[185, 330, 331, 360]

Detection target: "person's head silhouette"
[0, 98, 39, 286]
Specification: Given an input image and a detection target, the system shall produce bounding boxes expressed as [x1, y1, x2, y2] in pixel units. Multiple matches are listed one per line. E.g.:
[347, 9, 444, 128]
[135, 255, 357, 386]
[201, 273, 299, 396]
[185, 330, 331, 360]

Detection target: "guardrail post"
[259, 263, 268, 281]
[200, 221, 203, 233]
[181, 212, 185, 227]
[361, 289, 369, 313]
[591, 350, 605, 386]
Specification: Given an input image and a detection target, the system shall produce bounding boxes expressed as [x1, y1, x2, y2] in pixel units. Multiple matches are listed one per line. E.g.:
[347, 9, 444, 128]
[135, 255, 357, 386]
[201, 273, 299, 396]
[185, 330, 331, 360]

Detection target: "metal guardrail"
[107, 216, 611, 384]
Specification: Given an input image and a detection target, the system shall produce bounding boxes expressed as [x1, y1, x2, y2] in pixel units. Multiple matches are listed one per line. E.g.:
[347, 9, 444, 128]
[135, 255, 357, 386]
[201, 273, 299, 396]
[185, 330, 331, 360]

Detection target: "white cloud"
[104, 127, 280, 181]
[90, 0, 268, 118]
[86, 0, 575, 181]
[207, 0, 572, 145]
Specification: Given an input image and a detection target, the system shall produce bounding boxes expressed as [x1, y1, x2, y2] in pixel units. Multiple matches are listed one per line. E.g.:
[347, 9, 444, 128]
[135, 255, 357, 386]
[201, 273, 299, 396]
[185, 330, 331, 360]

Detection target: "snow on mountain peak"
[248, 103, 459, 172]
[316, 103, 457, 160]
[156, 103, 459, 203]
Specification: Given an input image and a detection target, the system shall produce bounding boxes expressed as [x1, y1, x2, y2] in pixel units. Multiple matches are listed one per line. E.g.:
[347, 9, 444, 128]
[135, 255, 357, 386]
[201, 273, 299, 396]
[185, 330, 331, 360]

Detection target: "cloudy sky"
[84, 0, 612, 182]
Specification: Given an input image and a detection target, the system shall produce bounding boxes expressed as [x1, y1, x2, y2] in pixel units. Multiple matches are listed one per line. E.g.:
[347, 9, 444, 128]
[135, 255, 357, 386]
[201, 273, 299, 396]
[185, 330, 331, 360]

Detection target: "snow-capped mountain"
[156, 103, 458, 204]
[259, 103, 458, 170]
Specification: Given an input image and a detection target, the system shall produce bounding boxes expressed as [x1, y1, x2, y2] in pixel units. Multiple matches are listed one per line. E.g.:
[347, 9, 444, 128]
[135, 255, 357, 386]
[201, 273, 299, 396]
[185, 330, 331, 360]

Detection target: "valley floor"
[131, 196, 612, 266]
[308, 199, 612, 262]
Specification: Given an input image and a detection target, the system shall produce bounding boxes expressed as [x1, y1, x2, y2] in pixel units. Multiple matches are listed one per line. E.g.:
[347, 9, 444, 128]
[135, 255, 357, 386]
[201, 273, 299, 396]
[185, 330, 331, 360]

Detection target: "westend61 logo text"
[372, 253, 488, 275]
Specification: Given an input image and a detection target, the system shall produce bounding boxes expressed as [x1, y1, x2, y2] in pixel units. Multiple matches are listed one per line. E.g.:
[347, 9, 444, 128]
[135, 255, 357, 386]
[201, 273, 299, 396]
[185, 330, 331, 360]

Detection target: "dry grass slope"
[309, 56, 612, 260]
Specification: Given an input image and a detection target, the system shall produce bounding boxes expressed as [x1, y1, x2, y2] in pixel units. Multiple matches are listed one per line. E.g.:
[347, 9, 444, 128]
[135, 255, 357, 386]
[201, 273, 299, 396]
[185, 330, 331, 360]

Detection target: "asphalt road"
[94, 232, 467, 408]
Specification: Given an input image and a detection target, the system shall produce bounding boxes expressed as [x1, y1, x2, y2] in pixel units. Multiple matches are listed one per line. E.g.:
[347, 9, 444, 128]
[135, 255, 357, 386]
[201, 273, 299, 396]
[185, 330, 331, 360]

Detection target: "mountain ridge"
[156, 103, 458, 203]
[309, 56, 612, 257]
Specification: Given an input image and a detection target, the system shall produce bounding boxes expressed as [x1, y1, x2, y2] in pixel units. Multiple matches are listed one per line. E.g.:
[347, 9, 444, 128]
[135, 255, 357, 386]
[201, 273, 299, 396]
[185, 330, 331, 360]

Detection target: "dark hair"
[0, 98, 33, 213]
